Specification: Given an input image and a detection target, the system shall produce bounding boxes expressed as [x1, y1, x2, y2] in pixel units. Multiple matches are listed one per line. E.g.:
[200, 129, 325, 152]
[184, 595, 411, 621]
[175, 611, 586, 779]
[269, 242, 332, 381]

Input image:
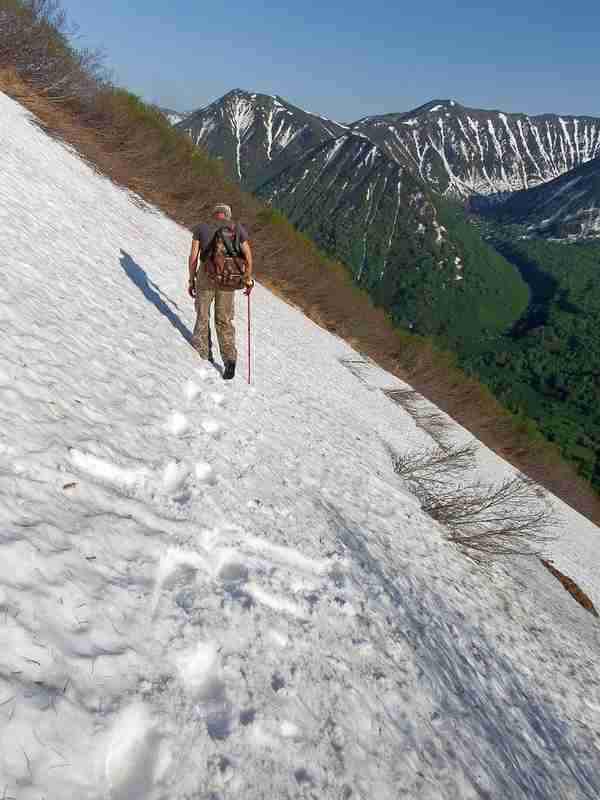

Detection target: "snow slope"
[1, 91, 600, 800]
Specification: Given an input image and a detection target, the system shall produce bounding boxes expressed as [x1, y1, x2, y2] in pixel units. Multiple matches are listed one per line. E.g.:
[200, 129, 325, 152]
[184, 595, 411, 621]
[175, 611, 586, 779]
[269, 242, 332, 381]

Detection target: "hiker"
[188, 203, 254, 380]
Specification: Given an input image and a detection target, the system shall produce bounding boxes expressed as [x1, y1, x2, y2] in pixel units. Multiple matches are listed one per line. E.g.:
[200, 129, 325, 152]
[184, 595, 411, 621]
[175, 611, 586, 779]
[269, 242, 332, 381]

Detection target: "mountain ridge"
[353, 101, 600, 200]
[176, 88, 347, 188]
[484, 155, 600, 239]
[176, 89, 600, 209]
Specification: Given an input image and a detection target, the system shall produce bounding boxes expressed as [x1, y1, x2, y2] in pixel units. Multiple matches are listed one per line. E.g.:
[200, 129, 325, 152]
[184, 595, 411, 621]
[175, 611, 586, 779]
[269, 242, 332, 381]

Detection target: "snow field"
[1, 91, 600, 800]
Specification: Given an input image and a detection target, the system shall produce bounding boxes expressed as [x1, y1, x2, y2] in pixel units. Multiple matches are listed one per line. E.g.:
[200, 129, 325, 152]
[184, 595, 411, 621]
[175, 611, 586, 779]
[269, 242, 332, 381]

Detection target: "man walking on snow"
[188, 203, 253, 380]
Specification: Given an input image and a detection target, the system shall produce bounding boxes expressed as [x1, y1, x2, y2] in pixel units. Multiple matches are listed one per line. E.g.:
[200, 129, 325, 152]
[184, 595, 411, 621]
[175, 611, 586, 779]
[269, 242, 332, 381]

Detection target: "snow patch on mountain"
[354, 103, 600, 201]
[228, 95, 255, 180]
[160, 108, 191, 126]
[178, 89, 348, 186]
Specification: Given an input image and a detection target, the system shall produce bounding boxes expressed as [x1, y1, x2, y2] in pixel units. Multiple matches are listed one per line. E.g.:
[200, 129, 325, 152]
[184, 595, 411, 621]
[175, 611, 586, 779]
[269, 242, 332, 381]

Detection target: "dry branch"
[392, 444, 555, 557]
[391, 442, 477, 487]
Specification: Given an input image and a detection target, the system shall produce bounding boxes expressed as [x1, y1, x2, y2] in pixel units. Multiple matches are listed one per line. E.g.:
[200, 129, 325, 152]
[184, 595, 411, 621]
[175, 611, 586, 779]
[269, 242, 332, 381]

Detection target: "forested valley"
[457, 230, 600, 491]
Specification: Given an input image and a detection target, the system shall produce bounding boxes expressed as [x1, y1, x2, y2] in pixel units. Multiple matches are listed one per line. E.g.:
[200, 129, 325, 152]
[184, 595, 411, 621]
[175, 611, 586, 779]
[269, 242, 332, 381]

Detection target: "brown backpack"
[204, 224, 247, 291]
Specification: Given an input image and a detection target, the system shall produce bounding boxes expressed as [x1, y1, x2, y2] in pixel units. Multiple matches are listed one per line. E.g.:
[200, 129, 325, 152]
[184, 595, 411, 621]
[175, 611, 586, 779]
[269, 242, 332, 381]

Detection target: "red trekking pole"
[246, 290, 252, 385]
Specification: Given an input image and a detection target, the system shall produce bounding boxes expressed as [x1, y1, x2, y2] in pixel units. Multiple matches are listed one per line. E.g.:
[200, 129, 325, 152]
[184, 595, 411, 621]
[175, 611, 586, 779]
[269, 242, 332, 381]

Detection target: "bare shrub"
[384, 387, 420, 414]
[384, 387, 453, 448]
[0, 0, 107, 101]
[416, 410, 451, 446]
[391, 442, 555, 557]
[391, 441, 477, 487]
[421, 474, 554, 557]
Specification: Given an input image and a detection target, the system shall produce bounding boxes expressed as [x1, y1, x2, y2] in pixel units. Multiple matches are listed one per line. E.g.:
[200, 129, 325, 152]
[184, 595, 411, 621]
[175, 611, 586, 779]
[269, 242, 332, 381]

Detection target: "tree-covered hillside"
[256, 138, 529, 351]
[461, 238, 600, 489]
[374, 202, 529, 354]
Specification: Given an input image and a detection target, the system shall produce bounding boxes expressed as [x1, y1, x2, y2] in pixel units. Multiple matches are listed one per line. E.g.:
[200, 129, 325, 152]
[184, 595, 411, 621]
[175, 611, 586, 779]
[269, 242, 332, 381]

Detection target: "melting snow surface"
[1, 91, 600, 799]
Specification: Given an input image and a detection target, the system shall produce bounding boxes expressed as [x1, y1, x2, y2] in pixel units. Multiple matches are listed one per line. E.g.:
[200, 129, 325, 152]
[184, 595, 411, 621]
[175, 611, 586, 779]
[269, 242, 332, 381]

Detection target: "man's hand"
[188, 278, 196, 298]
[243, 278, 254, 296]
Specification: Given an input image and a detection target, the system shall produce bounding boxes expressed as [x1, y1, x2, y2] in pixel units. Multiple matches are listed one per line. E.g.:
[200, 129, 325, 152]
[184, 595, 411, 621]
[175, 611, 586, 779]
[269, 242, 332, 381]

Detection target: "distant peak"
[212, 89, 292, 109]
[416, 99, 462, 113]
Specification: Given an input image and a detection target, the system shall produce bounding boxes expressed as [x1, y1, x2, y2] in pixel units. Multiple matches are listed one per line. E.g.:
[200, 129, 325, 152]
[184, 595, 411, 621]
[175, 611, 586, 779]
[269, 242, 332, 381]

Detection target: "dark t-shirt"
[193, 222, 249, 260]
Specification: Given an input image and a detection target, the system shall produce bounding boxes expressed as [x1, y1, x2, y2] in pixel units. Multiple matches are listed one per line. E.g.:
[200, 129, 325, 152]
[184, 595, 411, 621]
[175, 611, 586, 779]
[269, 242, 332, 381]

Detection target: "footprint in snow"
[183, 379, 224, 408]
[151, 547, 209, 617]
[218, 559, 249, 584]
[201, 418, 222, 437]
[214, 549, 250, 584]
[196, 365, 216, 381]
[184, 379, 202, 403]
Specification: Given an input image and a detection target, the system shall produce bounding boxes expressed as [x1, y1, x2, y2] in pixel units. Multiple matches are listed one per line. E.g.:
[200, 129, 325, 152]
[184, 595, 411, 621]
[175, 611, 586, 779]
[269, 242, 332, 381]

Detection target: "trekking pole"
[247, 290, 252, 385]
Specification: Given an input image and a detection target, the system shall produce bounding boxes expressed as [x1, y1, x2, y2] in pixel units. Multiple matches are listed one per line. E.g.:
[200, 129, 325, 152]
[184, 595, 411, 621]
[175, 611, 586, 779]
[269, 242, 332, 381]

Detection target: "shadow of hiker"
[119, 250, 192, 345]
[320, 499, 600, 799]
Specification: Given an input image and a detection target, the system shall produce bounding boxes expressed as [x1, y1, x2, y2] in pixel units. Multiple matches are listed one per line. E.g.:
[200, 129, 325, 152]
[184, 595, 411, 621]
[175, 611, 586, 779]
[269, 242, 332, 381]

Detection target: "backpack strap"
[200, 225, 218, 261]
[220, 225, 245, 260]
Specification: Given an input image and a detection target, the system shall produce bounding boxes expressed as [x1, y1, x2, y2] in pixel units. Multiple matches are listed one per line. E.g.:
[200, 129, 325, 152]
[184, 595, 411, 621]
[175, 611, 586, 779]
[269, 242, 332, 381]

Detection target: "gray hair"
[212, 203, 232, 219]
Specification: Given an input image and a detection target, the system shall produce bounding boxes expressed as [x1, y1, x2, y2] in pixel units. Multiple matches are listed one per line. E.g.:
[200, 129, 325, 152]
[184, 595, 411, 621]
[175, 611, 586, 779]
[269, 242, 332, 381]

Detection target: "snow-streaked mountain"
[159, 107, 191, 126]
[176, 91, 600, 205]
[255, 133, 528, 344]
[256, 132, 449, 278]
[2, 90, 600, 800]
[176, 90, 600, 243]
[488, 155, 600, 239]
[352, 100, 600, 201]
[176, 88, 348, 188]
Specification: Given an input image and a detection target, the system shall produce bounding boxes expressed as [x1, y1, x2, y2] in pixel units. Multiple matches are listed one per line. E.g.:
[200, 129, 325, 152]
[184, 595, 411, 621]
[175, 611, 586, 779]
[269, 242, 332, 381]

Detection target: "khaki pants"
[191, 269, 237, 363]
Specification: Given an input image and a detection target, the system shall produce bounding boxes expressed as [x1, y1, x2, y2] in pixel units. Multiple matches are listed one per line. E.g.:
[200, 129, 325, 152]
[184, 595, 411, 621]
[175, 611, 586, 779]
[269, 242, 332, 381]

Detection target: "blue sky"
[63, 0, 599, 122]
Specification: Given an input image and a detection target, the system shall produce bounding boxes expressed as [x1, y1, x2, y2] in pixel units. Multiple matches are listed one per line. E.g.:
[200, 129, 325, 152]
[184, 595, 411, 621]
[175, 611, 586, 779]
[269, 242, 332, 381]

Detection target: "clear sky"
[62, 0, 600, 123]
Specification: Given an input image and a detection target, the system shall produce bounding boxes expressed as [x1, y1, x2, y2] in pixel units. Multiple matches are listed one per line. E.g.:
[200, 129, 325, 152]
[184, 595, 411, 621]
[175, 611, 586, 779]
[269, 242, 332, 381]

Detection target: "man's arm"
[241, 241, 253, 285]
[188, 239, 200, 297]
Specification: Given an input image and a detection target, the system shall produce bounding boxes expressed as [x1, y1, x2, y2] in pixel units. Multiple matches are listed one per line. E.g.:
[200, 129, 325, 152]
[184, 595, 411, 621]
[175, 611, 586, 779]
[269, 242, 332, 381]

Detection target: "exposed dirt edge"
[540, 559, 599, 617]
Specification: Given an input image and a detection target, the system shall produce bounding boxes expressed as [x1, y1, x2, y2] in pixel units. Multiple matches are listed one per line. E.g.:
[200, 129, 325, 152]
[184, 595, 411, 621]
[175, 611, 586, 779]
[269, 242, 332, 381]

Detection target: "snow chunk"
[104, 703, 162, 800]
[195, 461, 216, 484]
[165, 411, 190, 436]
[70, 449, 149, 489]
[176, 642, 221, 700]
[162, 460, 190, 493]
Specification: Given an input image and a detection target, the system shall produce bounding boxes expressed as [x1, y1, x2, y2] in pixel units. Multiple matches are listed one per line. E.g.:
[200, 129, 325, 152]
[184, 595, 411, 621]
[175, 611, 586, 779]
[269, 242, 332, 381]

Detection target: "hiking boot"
[223, 361, 236, 380]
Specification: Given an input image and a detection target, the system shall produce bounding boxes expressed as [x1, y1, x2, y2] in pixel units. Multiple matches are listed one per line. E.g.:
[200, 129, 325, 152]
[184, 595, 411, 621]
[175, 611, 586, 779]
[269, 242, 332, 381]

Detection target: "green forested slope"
[256, 138, 529, 351]
[461, 238, 600, 489]
[374, 202, 529, 354]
